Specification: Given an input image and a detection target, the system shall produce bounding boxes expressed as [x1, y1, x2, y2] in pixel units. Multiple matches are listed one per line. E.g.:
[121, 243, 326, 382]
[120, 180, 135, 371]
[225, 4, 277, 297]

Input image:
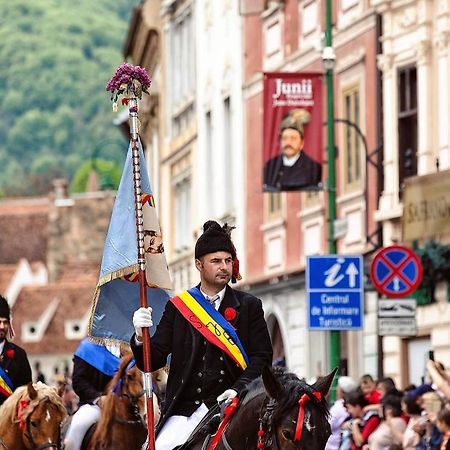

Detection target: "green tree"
[0, 0, 140, 196]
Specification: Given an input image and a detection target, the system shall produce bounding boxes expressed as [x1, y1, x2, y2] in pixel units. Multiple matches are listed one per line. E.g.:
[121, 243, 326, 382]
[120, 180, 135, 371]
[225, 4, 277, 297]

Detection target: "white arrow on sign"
[393, 277, 400, 291]
[345, 263, 359, 288]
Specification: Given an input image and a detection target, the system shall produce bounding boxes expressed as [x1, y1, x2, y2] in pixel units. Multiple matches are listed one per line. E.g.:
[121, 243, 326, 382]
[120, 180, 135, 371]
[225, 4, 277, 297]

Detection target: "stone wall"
[47, 180, 116, 282]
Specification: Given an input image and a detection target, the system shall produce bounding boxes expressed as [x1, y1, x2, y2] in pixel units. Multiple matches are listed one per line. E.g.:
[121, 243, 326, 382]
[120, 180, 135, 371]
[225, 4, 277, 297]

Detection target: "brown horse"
[0, 382, 67, 450]
[89, 353, 152, 450]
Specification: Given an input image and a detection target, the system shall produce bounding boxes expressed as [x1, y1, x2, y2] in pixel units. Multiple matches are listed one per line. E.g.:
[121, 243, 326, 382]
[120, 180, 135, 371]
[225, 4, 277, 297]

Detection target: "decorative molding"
[395, 6, 417, 30]
[335, 48, 366, 74]
[376, 53, 394, 73]
[416, 39, 432, 66]
[434, 31, 450, 56]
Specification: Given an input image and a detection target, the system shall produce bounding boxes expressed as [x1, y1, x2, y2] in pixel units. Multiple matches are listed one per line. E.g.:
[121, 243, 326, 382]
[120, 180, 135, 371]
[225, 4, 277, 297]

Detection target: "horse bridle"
[1, 396, 62, 450]
[112, 360, 146, 426]
[213, 384, 317, 450]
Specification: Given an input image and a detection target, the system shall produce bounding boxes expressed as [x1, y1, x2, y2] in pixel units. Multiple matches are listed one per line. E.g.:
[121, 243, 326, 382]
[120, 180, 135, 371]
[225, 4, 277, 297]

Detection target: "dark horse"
[185, 366, 336, 450]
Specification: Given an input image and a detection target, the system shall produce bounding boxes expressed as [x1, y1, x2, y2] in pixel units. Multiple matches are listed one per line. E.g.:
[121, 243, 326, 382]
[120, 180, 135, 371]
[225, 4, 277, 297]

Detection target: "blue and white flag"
[88, 140, 172, 343]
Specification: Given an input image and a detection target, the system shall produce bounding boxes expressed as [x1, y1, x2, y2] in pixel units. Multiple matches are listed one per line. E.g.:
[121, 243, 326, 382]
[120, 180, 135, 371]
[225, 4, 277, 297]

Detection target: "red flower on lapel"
[5, 349, 15, 359]
[224, 307, 237, 322]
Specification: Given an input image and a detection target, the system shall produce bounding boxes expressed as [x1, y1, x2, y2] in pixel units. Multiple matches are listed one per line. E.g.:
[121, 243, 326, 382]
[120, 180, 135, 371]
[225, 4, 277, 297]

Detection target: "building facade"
[374, 0, 450, 387]
[124, 0, 247, 292]
[242, 0, 382, 379]
[122, 0, 450, 385]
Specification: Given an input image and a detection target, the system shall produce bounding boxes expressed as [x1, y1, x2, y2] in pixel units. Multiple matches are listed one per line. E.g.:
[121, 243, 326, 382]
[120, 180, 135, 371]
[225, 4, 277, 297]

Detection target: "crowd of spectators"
[326, 358, 450, 450]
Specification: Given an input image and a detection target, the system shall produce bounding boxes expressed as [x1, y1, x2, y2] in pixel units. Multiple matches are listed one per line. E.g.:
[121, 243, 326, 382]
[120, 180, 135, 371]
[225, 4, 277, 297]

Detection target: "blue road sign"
[306, 255, 364, 330]
[370, 245, 423, 298]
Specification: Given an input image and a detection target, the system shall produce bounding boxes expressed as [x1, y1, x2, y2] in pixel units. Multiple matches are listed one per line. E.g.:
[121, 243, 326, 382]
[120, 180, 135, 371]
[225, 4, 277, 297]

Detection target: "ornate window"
[342, 85, 362, 189]
[398, 65, 418, 195]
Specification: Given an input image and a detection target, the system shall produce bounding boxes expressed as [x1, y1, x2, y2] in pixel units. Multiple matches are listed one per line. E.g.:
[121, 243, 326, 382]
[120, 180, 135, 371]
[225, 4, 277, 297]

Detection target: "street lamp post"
[323, 0, 340, 401]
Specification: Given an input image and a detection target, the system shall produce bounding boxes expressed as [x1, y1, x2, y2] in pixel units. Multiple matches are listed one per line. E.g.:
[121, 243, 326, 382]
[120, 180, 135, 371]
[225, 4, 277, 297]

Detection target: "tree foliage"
[0, 0, 140, 196]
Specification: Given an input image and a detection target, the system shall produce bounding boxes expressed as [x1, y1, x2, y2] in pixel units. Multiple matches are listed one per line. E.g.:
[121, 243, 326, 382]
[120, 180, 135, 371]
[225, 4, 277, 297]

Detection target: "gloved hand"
[217, 388, 237, 405]
[133, 307, 153, 341]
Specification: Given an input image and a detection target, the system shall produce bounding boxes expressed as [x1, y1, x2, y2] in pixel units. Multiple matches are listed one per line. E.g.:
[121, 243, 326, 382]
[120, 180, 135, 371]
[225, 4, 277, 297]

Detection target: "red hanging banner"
[263, 72, 324, 192]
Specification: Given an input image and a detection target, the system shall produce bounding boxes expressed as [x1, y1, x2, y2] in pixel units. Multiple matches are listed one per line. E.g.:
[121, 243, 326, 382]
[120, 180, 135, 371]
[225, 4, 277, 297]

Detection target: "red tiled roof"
[0, 263, 17, 295]
[0, 198, 48, 264]
[57, 261, 100, 284]
[11, 279, 96, 356]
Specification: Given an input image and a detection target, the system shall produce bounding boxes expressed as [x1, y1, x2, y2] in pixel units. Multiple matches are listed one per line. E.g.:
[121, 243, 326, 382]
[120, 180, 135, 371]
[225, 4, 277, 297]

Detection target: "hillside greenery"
[0, 0, 141, 197]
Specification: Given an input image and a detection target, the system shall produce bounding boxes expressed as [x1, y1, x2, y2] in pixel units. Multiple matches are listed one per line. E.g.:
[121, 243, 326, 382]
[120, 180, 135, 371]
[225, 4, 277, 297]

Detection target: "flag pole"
[128, 96, 156, 450]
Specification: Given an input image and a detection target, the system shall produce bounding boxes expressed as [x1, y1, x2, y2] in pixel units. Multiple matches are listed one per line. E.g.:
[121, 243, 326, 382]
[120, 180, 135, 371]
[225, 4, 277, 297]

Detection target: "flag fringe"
[97, 264, 140, 287]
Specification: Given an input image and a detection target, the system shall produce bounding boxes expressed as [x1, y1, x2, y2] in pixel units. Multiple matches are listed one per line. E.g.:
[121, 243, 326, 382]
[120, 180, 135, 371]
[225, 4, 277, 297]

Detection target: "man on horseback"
[64, 338, 121, 450]
[132, 220, 273, 450]
[0, 295, 32, 406]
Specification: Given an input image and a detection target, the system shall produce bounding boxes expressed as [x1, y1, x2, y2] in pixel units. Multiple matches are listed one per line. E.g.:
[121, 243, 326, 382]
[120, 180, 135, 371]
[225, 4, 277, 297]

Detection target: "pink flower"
[106, 63, 152, 103]
[224, 307, 237, 322]
[5, 349, 15, 359]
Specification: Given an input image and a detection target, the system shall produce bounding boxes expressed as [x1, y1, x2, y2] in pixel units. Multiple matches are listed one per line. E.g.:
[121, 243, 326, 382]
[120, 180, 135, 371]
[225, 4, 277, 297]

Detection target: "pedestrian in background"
[326, 376, 358, 450]
[0, 295, 32, 405]
[34, 360, 46, 383]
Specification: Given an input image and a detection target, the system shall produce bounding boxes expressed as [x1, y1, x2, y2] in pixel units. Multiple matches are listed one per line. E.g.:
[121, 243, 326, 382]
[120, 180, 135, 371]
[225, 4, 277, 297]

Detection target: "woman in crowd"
[365, 394, 406, 450]
[400, 394, 424, 449]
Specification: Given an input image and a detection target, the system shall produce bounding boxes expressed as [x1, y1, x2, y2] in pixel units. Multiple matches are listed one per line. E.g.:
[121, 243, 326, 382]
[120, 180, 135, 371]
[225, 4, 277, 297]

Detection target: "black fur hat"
[195, 221, 236, 260]
[0, 295, 10, 321]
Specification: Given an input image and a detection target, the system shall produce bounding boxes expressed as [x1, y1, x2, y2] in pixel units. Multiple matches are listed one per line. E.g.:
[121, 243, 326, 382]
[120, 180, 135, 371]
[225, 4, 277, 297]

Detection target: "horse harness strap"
[256, 387, 322, 449]
[257, 397, 277, 450]
[207, 397, 239, 450]
[18, 396, 60, 450]
[0, 437, 13, 450]
[294, 391, 322, 442]
[112, 361, 146, 427]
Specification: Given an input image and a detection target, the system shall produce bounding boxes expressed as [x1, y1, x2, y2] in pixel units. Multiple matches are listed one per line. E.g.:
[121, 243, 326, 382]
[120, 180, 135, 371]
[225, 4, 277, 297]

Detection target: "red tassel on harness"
[17, 399, 29, 432]
[294, 391, 322, 441]
[208, 397, 239, 450]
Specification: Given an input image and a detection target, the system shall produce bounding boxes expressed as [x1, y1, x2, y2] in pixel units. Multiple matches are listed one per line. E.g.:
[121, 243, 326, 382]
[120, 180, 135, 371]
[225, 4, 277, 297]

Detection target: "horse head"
[111, 354, 147, 427]
[15, 382, 67, 450]
[260, 366, 337, 450]
[91, 353, 148, 450]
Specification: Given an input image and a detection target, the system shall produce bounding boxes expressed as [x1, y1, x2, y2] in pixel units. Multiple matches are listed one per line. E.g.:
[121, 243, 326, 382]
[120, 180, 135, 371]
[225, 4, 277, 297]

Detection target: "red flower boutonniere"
[224, 307, 237, 322]
[5, 349, 15, 359]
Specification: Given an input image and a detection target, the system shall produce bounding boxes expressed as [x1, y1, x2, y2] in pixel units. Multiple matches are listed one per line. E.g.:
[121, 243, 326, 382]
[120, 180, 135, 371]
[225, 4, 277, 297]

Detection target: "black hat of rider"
[0, 295, 10, 321]
[195, 221, 236, 260]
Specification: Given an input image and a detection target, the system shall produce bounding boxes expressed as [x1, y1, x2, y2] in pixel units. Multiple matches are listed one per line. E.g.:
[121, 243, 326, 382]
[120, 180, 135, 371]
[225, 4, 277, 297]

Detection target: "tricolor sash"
[0, 366, 14, 398]
[74, 338, 121, 377]
[171, 288, 249, 370]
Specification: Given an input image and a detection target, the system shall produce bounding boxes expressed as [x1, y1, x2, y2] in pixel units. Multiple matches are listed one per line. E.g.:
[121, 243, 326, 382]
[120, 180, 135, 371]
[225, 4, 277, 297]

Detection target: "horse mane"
[271, 369, 329, 425]
[242, 367, 329, 424]
[0, 382, 66, 429]
[93, 352, 134, 448]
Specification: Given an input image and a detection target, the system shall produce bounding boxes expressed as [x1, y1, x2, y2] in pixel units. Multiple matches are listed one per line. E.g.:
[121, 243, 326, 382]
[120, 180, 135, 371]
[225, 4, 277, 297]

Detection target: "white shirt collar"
[200, 285, 227, 310]
[0, 341, 5, 355]
[282, 153, 301, 167]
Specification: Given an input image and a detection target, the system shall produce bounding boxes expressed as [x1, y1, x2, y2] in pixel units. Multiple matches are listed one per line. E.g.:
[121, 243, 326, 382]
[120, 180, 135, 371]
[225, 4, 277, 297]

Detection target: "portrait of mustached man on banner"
[263, 72, 323, 192]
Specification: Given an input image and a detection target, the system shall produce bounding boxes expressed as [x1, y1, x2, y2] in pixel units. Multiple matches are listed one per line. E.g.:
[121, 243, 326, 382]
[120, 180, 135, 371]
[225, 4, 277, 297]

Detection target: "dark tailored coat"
[131, 285, 273, 432]
[0, 340, 32, 405]
[71, 355, 113, 406]
[263, 150, 322, 191]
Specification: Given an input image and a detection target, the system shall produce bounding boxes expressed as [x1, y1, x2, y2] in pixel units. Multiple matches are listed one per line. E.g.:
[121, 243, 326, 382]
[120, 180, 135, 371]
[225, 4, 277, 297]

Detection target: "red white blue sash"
[0, 366, 14, 398]
[171, 288, 249, 370]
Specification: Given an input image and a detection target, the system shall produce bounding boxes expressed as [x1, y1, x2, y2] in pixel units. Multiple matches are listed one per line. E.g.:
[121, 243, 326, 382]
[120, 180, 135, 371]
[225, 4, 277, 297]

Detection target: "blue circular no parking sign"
[370, 245, 423, 297]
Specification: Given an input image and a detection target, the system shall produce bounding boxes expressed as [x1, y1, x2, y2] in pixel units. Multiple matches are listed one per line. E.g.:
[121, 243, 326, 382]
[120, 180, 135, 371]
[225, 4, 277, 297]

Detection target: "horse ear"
[57, 383, 65, 398]
[27, 382, 38, 400]
[262, 366, 283, 400]
[312, 367, 338, 398]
